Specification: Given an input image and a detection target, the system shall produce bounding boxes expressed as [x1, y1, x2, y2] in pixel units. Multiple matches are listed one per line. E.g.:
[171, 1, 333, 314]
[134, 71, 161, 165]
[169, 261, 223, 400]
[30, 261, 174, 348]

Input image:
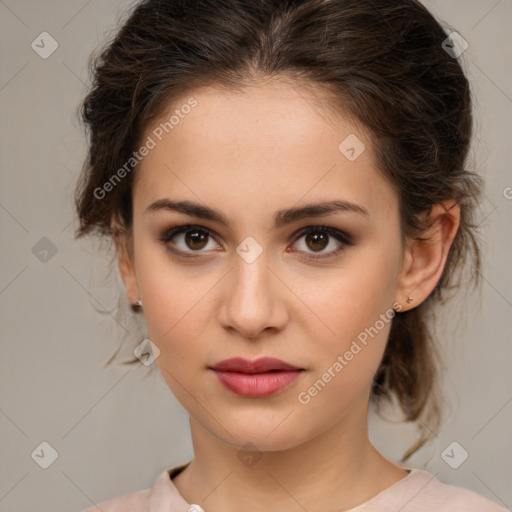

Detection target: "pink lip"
[209, 357, 304, 398]
[211, 357, 302, 373]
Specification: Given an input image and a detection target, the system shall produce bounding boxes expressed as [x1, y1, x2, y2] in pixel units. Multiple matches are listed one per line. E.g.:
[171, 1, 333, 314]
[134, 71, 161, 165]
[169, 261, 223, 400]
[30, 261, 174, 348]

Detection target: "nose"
[218, 252, 288, 340]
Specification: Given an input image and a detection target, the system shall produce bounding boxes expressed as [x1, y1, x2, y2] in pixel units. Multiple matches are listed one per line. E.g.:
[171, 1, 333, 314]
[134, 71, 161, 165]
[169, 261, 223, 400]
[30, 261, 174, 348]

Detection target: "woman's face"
[123, 79, 407, 451]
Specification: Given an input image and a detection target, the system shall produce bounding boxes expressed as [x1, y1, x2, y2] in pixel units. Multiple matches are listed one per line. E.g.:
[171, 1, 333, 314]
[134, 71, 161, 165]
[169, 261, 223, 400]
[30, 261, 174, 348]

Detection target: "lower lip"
[211, 369, 304, 397]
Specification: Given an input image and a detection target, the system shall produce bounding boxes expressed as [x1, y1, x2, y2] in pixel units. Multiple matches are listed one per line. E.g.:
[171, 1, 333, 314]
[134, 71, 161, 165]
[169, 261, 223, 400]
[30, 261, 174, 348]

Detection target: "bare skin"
[114, 77, 460, 512]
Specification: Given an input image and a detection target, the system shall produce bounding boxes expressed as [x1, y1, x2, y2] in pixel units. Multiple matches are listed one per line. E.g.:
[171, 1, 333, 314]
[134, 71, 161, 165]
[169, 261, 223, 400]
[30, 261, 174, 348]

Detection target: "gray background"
[0, 1, 511, 511]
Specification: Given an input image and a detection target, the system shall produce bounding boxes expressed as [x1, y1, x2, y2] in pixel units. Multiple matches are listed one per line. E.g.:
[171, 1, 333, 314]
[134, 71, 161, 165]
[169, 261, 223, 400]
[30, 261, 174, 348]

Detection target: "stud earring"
[406, 296, 413, 304]
[131, 299, 143, 312]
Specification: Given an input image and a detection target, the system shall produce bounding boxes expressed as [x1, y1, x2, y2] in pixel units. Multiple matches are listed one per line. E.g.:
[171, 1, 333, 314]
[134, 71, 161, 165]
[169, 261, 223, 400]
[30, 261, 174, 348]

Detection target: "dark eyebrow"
[144, 199, 369, 227]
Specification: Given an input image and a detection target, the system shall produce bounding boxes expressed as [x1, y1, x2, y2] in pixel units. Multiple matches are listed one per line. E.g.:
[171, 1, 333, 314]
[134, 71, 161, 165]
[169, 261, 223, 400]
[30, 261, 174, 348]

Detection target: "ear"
[394, 201, 460, 311]
[111, 219, 140, 306]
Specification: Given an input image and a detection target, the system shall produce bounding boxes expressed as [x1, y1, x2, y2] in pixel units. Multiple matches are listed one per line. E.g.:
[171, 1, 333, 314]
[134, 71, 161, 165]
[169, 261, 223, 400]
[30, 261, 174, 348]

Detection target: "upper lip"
[210, 357, 303, 374]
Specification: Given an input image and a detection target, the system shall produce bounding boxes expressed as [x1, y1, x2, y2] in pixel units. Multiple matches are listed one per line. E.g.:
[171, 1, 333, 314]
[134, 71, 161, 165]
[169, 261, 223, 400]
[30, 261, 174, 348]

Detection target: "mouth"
[209, 357, 305, 398]
[210, 356, 303, 373]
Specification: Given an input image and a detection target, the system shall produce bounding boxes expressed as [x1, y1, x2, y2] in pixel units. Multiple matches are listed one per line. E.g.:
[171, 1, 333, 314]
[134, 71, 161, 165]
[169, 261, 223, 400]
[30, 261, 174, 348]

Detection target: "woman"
[74, 0, 505, 510]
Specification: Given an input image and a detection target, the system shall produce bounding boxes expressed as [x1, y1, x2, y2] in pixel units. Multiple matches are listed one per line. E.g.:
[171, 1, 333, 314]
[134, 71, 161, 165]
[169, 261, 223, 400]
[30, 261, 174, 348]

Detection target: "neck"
[172, 409, 407, 512]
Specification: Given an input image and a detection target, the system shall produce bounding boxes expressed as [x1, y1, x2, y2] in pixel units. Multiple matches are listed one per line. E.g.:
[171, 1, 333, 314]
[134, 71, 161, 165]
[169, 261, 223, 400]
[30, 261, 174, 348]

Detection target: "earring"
[131, 299, 143, 312]
[406, 296, 413, 304]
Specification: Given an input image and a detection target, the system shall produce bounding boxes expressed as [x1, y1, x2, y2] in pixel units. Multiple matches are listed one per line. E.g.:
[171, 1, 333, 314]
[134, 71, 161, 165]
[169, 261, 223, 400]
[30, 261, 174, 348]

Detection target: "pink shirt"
[82, 462, 506, 511]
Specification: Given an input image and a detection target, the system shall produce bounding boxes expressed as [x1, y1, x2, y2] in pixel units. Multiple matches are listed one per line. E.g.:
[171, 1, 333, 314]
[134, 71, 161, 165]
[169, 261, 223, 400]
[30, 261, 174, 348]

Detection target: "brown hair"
[74, 0, 483, 461]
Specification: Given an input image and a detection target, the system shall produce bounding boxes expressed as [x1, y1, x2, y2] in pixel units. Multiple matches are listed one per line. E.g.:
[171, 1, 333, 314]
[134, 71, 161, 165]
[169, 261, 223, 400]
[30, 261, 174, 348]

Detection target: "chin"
[206, 412, 313, 453]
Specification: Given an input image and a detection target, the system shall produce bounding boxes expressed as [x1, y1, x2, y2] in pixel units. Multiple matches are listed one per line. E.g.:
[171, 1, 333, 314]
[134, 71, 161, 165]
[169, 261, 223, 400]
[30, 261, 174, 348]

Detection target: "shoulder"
[79, 488, 151, 512]
[402, 470, 506, 511]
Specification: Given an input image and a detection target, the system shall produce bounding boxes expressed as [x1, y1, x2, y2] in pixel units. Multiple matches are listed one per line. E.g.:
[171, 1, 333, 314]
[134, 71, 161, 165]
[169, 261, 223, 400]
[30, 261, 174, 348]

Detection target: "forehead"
[134, 79, 398, 225]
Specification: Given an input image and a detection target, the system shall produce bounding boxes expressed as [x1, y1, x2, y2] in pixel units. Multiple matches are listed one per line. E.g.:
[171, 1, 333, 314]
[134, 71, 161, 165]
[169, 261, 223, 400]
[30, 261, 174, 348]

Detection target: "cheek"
[292, 248, 399, 395]
[142, 283, 208, 362]
[146, 298, 211, 411]
[134, 268, 209, 389]
[295, 300, 394, 424]
[135, 239, 212, 335]
[294, 255, 398, 345]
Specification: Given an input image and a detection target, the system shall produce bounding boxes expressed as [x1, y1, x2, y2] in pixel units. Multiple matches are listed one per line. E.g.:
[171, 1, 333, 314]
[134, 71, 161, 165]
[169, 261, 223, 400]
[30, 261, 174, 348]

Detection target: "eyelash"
[158, 224, 354, 261]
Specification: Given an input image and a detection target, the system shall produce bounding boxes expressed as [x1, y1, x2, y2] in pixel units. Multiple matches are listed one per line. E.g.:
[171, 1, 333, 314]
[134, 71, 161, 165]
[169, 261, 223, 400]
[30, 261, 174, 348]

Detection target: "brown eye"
[158, 225, 220, 256]
[305, 231, 329, 252]
[184, 229, 209, 250]
[291, 226, 354, 260]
